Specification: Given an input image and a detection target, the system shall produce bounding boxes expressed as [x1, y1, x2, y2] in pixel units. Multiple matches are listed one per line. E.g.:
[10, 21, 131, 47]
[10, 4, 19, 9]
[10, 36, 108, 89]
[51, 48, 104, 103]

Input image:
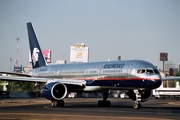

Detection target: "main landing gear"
[98, 91, 111, 107]
[133, 89, 142, 109]
[51, 100, 64, 107]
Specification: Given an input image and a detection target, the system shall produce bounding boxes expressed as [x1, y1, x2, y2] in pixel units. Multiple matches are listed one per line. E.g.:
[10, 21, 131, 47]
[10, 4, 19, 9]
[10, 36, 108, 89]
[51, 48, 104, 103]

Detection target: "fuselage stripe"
[73, 78, 161, 81]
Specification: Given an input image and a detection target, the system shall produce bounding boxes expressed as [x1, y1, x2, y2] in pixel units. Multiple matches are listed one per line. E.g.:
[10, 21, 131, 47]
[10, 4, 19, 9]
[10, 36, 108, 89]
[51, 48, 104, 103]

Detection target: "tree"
[175, 71, 180, 77]
[8, 82, 35, 92]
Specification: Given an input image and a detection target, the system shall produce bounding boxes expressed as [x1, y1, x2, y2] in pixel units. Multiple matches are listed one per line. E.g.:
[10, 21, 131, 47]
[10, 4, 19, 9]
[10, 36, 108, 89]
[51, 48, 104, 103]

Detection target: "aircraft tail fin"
[27, 22, 46, 69]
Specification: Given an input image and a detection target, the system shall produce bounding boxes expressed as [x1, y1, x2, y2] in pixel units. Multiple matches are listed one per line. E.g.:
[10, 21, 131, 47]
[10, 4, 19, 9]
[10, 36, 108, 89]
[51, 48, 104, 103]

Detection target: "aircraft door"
[97, 66, 102, 79]
[127, 64, 133, 79]
[94, 65, 102, 79]
[85, 68, 100, 80]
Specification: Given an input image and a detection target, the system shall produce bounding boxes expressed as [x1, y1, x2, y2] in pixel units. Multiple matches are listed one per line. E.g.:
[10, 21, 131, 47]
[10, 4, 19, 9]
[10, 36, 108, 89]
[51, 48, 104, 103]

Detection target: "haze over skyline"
[0, 0, 180, 71]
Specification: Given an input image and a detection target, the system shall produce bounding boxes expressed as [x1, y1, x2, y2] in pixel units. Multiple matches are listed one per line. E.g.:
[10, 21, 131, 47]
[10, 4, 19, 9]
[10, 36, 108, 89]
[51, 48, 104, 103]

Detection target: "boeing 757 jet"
[0, 23, 178, 109]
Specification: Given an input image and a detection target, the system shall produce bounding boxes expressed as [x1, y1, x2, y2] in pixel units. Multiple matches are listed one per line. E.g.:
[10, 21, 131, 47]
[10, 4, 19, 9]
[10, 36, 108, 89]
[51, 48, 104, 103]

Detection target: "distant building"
[23, 66, 32, 73]
[56, 60, 66, 64]
[70, 43, 89, 63]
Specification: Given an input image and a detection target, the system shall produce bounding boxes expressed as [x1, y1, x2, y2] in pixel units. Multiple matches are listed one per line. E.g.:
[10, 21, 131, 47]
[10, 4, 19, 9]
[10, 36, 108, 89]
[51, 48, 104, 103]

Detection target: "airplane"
[0, 22, 179, 109]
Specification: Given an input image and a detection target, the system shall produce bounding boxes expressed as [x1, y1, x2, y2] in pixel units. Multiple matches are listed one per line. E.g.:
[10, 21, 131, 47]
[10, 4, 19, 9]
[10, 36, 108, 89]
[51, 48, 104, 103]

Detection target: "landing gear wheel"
[98, 100, 111, 107]
[133, 89, 142, 109]
[57, 100, 64, 107]
[98, 91, 111, 107]
[51, 101, 57, 107]
[51, 100, 64, 107]
[133, 103, 141, 109]
[106, 100, 111, 107]
[98, 100, 103, 107]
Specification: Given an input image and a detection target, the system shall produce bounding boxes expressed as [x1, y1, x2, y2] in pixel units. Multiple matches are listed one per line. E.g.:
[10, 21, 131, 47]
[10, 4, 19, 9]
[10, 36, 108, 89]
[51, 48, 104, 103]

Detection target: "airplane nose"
[148, 79, 162, 89]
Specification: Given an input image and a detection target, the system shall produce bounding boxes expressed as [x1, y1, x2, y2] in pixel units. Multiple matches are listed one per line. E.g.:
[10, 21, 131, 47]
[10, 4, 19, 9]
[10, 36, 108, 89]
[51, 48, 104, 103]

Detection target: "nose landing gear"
[133, 89, 142, 109]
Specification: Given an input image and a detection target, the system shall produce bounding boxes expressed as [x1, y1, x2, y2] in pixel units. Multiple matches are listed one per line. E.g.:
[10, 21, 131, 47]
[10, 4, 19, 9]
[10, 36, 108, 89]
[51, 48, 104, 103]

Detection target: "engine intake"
[41, 82, 67, 100]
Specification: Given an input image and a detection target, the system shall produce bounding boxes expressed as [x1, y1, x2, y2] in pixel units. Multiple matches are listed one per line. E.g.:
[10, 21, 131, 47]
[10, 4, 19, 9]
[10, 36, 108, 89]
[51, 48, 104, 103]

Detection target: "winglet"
[27, 22, 46, 69]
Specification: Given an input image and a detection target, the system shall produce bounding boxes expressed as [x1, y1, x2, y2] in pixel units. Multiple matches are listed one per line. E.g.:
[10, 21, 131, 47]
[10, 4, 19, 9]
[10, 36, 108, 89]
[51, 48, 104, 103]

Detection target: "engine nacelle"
[126, 90, 152, 102]
[41, 82, 67, 100]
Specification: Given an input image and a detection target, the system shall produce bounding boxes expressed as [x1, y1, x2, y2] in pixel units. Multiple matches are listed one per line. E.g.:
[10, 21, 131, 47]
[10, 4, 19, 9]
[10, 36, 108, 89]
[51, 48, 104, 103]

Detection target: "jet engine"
[126, 90, 152, 102]
[41, 82, 67, 100]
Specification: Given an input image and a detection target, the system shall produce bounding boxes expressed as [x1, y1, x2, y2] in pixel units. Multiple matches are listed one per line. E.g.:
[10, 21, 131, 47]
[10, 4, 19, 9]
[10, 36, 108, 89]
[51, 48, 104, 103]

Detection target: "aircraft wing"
[0, 75, 86, 87]
[162, 77, 180, 81]
[0, 75, 46, 82]
[0, 71, 32, 77]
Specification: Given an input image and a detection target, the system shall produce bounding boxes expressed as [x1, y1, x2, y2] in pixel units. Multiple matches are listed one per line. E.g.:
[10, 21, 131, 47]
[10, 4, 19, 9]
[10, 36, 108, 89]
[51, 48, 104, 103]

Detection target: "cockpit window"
[154, 69, 160, 74]
[142, 69, 146, 73]
[137, 69, 141, 74]
[146, 69, 154, 74]
[137, 68, 155, 74]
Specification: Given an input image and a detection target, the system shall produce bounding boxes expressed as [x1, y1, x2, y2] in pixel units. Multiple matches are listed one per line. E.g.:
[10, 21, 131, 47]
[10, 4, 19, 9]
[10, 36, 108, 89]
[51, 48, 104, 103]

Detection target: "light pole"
[10, 57, 12, 71]
[16, 37, 19, 64]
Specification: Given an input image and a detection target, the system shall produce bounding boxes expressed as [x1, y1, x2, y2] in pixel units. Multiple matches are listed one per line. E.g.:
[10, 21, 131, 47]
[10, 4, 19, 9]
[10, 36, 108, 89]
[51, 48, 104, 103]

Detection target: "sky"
[0, 0, 180, 71]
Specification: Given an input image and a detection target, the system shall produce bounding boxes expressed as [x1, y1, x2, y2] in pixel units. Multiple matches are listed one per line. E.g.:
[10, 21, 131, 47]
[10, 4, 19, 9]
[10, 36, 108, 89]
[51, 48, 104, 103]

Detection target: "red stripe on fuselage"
[74, 77, 161, 81]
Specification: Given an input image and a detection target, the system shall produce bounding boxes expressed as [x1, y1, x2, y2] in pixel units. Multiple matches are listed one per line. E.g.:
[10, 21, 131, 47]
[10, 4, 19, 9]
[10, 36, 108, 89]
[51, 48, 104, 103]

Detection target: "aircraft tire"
[51, 100, 64, 107]
[57, 100, 64, 107]
[51, 101, 57, 107]
[106, 100, 111, 107]
[133, 103, 141, 109]
[98, 100, 111, 107]
[98, 100, 103, 107]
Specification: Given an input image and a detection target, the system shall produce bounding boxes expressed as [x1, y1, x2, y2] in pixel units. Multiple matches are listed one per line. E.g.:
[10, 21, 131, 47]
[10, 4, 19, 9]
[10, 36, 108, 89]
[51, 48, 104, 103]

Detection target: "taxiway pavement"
[0, 98, 180, 120]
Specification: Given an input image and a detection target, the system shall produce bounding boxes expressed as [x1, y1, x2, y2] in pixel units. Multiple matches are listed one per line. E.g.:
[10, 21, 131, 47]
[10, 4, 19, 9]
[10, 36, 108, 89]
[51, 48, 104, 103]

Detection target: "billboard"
[14, 64, 22, 72]
[42, 50, 51, 63]
[70, 43, 89, 62]
[29, 49, 51, 63]
[160, 53, 168, 61]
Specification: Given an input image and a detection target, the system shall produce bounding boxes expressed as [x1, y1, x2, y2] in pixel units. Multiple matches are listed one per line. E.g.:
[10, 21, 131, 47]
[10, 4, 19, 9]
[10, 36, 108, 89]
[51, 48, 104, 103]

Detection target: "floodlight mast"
[16, 37, 19, 64]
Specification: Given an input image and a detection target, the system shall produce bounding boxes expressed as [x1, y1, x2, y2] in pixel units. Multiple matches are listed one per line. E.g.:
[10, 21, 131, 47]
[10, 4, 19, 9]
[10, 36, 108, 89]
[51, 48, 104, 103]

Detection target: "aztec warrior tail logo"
[32, 48, 39, 66]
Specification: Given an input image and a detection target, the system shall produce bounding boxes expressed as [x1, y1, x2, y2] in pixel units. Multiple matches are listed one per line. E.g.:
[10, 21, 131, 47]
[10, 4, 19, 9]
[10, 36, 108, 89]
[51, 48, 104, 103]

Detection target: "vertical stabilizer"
[27, 22, 46, 69]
